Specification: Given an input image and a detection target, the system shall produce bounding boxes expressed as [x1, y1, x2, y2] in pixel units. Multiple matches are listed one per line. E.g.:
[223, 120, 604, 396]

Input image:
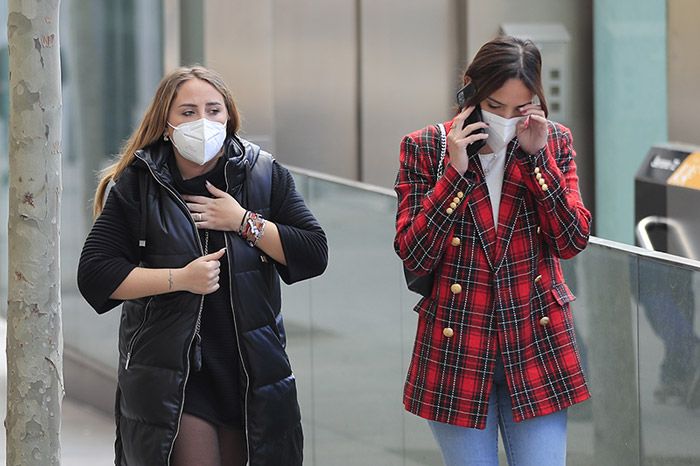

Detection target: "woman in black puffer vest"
[78, 66, 328, 466]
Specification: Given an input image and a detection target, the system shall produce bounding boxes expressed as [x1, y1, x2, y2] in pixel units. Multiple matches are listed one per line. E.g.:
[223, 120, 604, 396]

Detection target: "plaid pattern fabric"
[394, 120, 592, 429]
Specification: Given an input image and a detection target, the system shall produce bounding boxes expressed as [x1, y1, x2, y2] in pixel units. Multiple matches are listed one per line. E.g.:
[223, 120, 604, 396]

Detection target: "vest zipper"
[124, 297, 153, 370]
[133, 153, 206, 463]
[224, 159, 253, 457]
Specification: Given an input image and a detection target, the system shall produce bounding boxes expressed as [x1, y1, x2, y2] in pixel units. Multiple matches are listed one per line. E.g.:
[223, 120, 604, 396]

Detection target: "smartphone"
[456, 83, 487, 156]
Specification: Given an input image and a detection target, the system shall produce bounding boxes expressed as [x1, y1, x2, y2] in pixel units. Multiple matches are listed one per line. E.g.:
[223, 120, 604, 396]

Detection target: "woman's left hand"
[182, 182, 246, 231]
[516, 104, 548, 155]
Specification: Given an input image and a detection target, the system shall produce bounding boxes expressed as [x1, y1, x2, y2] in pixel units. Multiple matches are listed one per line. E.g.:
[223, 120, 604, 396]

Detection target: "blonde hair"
[92, 66, 241, 217]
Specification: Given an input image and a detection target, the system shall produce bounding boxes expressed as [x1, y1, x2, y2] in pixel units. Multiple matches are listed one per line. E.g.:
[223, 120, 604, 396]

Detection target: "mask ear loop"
[163, 121, 175, 141]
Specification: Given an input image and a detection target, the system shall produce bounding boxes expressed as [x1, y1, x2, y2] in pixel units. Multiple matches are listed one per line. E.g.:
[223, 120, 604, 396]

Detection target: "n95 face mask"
[481, 110, 521, 153]
[168, 118, 227, 165]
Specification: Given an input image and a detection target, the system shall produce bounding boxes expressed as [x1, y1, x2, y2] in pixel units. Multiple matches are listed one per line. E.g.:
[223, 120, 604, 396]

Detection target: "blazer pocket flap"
[412, 296, 437, 321]
[551, 282, 576, 306]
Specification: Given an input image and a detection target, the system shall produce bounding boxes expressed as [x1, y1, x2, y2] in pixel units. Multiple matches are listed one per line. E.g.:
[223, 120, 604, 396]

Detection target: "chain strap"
[196, 230, 209, 315]
[191, 230, 209, 372]
[437, 123, 447, 179]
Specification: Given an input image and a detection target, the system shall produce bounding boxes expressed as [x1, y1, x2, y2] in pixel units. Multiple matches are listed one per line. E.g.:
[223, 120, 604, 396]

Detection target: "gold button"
[446, 207, 454, 215]
[535, 173, 543, 180]
[450, 283, 462, 294]
[538, 178, 546, 186]
[451, 237, 461, 247]
[534, 167, 541, 174]
[541, 184, 549, 191]
[536, 226, 541, 234]
[453, 197, 461, 204]
[457, 191, 464, 199]
[539, 316, 550, 327]
[534, 274, 542, 283]
[443, 327, 454, 338]
[450, 202, 457, 209]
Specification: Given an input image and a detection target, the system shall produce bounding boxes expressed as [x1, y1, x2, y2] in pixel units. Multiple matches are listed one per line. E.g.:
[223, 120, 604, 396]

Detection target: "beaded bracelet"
[238, 211, 267, 247]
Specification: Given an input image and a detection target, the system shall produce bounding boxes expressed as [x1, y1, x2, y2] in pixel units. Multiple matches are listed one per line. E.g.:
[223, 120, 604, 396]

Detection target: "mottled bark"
[6, 1, 63, 465]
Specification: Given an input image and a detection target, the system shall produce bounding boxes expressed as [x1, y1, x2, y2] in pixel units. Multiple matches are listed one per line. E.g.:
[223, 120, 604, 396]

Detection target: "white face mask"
[481, 110, 521, 153]
[168, 118, 227, 165]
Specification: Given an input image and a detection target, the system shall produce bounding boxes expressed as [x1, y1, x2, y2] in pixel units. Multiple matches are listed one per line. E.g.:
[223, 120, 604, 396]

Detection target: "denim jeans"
[428, 356, 568, 466]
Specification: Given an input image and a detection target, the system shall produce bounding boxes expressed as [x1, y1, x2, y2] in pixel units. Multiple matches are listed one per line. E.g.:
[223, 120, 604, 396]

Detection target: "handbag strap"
[436, 123, 447, 179]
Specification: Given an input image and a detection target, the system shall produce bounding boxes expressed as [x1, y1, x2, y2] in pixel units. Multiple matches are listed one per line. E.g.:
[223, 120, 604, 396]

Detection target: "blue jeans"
[428, 356, 567, 466]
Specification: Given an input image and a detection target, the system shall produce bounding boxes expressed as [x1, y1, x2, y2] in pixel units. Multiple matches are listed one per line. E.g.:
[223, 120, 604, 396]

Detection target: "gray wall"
[205, 0, 359, 178]
[271, 0, 359, 179]
[204, 1, 278, 154]
[359, 1, 459, 187]
[668, 0, 700, 146]
[204, 0, 461, 187]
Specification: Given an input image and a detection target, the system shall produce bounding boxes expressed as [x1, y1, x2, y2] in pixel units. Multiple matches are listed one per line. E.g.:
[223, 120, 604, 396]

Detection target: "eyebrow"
[178, 101, 224, 108]
[486, 96, 532, 108]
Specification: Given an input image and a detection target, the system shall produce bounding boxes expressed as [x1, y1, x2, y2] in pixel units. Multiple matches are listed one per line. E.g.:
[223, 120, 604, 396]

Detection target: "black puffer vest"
[114, 137, 303, 465]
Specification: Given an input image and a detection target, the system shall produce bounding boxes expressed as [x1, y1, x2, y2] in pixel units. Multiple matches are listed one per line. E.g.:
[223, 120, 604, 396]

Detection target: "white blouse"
[478, 147, 507, 231]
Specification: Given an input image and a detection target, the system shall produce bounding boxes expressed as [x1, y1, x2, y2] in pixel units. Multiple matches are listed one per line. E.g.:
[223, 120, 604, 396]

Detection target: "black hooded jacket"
[78, 137, 328, 465]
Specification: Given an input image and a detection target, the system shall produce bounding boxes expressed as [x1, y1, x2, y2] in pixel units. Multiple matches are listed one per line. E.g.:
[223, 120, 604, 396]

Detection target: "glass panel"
[563, 245, 640, 465]
[638, 257, 700, 465]
[282, 173, 315, 463]
[298, 176, 407, 465]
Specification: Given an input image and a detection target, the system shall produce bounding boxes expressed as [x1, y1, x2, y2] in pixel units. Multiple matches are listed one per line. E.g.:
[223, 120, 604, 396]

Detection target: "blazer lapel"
[491, 144, 525, 271]
[467, 156, 499, 271]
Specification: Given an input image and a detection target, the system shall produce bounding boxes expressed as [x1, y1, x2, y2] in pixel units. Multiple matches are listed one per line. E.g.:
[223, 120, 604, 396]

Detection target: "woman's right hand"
[179, 248, 227, 294]
[447, 107, 489, 175]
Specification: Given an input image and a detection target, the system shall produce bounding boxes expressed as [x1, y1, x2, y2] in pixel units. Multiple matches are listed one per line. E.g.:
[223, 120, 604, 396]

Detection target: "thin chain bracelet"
[237, 210, 250, 236]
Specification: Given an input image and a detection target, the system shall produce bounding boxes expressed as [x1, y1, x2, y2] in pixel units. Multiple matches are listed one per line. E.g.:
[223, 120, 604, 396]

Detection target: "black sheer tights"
[171, 414, 247, 466]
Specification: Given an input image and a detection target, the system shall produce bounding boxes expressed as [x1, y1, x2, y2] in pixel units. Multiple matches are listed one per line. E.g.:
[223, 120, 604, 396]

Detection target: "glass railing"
[286, 168, 700, 466]
[2, 166, 699, 465]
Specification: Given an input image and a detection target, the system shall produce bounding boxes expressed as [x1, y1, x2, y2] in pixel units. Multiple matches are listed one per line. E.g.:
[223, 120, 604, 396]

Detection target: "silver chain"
[195, 230, 209, 333]
[437, 123, 447, 179]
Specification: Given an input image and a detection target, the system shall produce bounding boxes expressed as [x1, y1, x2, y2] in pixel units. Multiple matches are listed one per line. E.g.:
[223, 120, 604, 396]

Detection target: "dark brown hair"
[463, 35, 548, 116]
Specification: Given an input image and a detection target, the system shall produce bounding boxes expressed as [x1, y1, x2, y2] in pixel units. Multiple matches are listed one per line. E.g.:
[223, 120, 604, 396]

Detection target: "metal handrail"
[635, 215, 695, 259]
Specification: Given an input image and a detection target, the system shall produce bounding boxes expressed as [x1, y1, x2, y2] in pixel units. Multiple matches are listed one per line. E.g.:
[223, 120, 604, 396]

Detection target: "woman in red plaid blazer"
[394, 36, 591, 466]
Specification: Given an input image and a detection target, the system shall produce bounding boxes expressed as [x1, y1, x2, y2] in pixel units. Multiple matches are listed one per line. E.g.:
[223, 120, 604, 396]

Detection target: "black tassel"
[191, 333, 202, 372]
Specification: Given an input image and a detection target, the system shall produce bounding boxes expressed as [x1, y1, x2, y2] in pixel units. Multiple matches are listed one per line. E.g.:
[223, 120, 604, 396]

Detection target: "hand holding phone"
[456, 83, 487, 156]
[447, 84, 489, 175]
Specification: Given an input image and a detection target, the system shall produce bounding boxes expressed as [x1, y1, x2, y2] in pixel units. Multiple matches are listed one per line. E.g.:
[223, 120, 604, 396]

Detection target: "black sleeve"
[77, 179, 141, 314]
[269, 161, 328, 284]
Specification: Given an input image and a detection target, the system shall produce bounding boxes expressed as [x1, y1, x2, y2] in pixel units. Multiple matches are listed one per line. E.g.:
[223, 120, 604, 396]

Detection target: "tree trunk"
[6, 1, 63, 465]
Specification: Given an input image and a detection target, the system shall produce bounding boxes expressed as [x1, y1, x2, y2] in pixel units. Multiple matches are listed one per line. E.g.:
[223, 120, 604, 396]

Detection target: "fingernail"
[205, 180, 212, 186]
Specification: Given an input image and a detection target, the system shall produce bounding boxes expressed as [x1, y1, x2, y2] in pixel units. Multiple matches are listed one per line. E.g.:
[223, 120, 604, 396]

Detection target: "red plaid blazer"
[394, 120, 592, 428]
